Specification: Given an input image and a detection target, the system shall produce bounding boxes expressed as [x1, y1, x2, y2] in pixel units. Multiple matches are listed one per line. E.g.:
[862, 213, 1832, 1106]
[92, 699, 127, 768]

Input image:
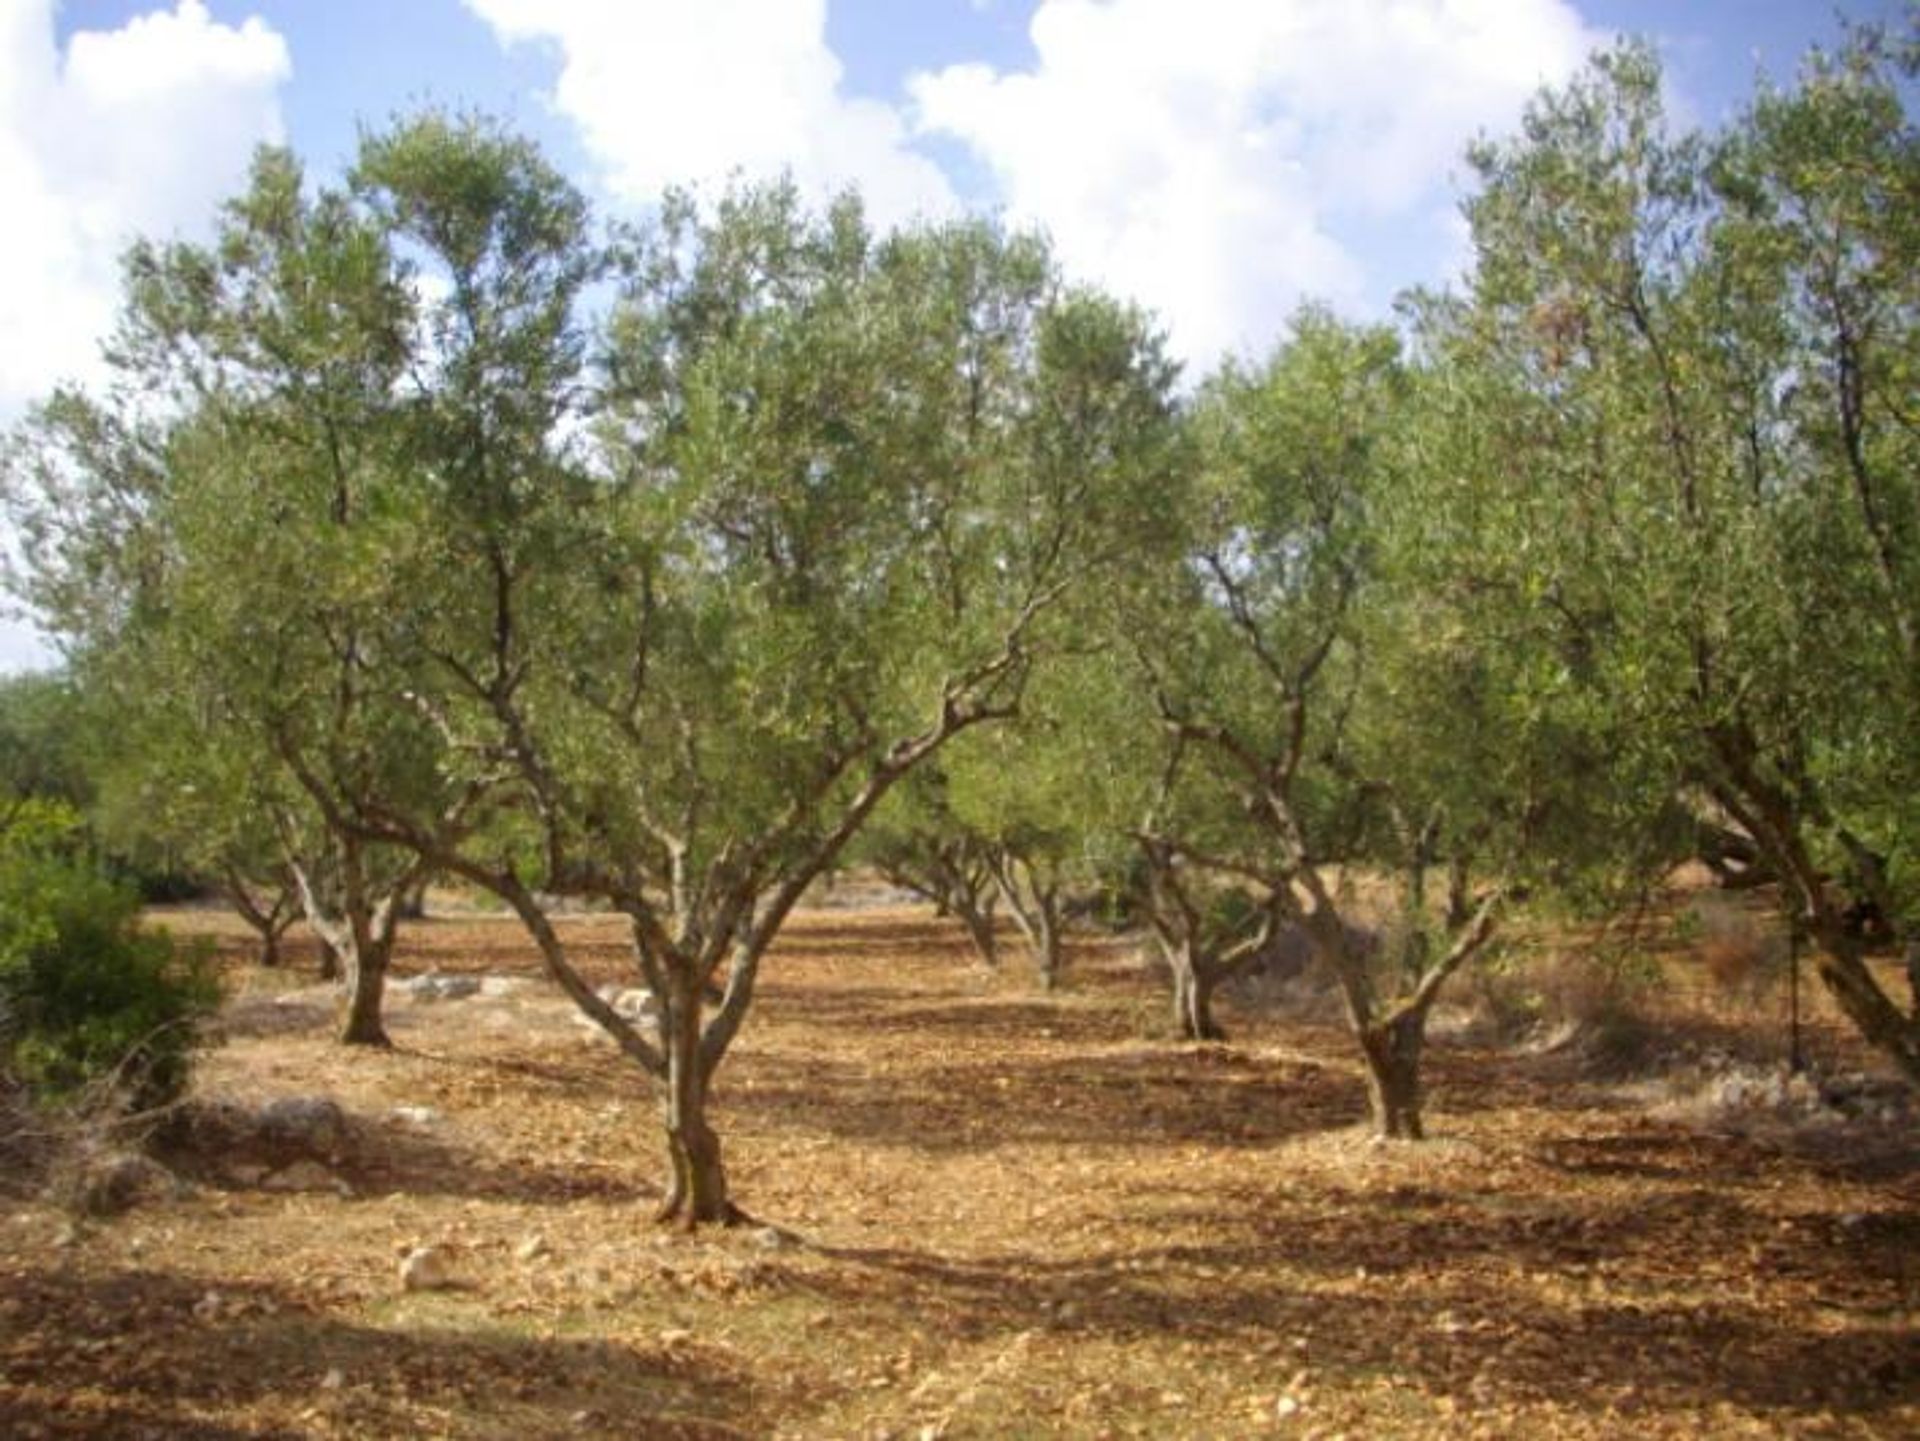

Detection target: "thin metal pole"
[1787, 921, 1804, 1075]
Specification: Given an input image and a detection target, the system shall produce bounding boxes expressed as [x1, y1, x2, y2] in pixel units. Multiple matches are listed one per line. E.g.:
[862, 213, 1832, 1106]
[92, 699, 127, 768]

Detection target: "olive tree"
[1446, 32, 1920, 1084]
[325, 131, 1177, 1223]
[1122, 310, 1518, 1133]
[3, 147, 459, 1045]
[860, 769, 1005, 968]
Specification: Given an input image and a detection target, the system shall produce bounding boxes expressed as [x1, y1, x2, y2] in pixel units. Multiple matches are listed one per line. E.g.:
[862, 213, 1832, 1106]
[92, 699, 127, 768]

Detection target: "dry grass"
[0, 901, 1915, 1439]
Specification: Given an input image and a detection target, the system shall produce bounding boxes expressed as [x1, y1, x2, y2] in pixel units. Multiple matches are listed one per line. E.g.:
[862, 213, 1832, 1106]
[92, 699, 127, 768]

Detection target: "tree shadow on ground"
[770, 1180, 1920, 1426]
[0, 1264, 754, 1439]
[342, 1125, 658, 1207]
[159, 1116, 656, 1209]
[763, 987, 1130, 1045]
[736, 1043, 1362, 1153]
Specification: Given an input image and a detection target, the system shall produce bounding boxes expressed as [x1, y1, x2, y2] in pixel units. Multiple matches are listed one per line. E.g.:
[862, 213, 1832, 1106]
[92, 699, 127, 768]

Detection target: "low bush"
[1467, 945, 1659, 1067]
[0, 849, 218, 1115]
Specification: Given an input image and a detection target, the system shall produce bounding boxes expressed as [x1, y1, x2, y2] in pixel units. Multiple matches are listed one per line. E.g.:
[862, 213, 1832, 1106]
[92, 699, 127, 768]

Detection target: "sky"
[0, 0, 1908, 669]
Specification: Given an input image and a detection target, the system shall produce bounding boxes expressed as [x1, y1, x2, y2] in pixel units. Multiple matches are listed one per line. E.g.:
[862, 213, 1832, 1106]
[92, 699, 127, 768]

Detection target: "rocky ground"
[1, 904, 1915, 1438]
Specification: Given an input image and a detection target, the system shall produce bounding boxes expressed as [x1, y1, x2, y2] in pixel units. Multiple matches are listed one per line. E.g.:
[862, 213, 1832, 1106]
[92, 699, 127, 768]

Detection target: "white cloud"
[0, 2, 287, 672]
[462, 0, 957, 229]
[0, 1, 290, 417]
[911, 0, 1605, 365]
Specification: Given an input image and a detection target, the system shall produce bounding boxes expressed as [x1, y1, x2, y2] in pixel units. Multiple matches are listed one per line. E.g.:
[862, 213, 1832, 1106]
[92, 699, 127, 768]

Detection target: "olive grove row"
[5, 31, 1915, 1225]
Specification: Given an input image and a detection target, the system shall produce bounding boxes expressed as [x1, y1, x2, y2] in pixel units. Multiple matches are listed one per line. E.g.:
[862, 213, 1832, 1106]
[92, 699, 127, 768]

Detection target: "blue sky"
[0, 0, 1909, 668]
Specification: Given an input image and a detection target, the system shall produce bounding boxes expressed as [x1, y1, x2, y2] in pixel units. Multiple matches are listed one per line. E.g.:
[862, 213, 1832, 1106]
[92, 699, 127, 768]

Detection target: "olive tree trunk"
[951, 889, 1001, 969]
[1706, 753, 1920, 1090]
[1307, 889, 1501, 1141]
[1359, 1011, 1427, 1139]
[1167, 945, 1224, 1042]
[338, 934, 394, 1046]
[222, 864, 299, 970]
[288, 845, 417, 1049]
[658, 968, 734, 1227]
[990, 850, 1063, 991]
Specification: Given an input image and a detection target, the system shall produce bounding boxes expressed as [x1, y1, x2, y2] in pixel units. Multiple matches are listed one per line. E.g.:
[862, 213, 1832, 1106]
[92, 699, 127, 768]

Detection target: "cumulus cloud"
[463, 0, 956, 229]
[0, 1, 289, 417]
[0, 2, 287, 670]
[910, 0, 1604, 364]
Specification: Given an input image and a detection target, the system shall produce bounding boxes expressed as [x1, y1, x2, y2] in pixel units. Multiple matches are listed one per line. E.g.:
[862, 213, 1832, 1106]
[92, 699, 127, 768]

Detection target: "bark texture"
[658, 970, 736, 1227]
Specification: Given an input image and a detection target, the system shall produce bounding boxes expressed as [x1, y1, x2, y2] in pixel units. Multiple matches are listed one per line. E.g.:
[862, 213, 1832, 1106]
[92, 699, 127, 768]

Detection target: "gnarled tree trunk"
[1308, 887, 1501, 1141]
[1705, 756, 1920, 1091]
[222, 864, 299, 970]
[338, 934, 393, 1046]
[990, 850, 1063, 991]
[658, 968, 735, 1227]
[1167, 944, 1224, 1042]
[1359, 1011, 1427, 1139]
[1808, 925, 1920, 1086]
[289, 844, 415, 1049]
[951, 888, 1000, 969]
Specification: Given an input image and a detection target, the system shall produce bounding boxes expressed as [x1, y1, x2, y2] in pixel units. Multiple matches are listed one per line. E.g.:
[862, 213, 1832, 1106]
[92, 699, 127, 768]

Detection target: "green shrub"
[0, 849, 217, 1113]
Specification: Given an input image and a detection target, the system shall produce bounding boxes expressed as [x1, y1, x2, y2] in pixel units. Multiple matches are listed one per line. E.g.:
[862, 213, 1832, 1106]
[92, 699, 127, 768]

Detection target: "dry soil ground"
[2, 901, 1916, 1439]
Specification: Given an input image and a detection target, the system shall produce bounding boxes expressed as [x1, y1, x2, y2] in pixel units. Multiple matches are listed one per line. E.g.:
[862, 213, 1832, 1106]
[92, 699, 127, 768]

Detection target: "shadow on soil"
[776, 1183, 1920, 1425]
[342, 1126, 659, 1208]
[0, 1265, 752, 1439]
[738, 1043, 1364, 1152]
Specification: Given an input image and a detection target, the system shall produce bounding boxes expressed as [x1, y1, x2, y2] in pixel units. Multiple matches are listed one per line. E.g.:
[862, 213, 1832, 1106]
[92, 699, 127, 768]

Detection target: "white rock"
[625, 990, 659, 1017]
[590, 983, 655, 1018]
[399, 1244, 458, 1292]
[404, 973, 481, 1003]
[1275, 1395, 1302, 1420]
[477, 975, 526, 999]
[514, 1233, 550, 1262]
[390, 1106, 440, 1127]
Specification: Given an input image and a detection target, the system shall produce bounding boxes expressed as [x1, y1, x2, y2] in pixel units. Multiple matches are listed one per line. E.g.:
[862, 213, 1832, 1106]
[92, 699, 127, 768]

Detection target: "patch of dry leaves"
[2, 904, 1915, 1438]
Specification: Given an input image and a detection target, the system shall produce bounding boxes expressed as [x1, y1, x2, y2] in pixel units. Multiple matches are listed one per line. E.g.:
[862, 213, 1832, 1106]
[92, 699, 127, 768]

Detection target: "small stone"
[478, 976, 526, 999]
[514, 1233, 550, 1262]
[609, 988, 657, 1020]
[264, 1160, 340, 1193]
[659, 1328, 694, 1349]
[257, 1097, 349, 1159]
[399, 1245, 458, 1292]
[1275, 1395, 1302, 1420]
[753, 1225, 795, 1251]
[319, 1368, 345, 1391]
[403, 972, 481, 1003]
[390, 1106, 441, 1127]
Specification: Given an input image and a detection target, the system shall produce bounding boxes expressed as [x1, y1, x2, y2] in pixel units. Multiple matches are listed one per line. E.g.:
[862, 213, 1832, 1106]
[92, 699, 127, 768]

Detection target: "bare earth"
[2, 904, 1916, 1439]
